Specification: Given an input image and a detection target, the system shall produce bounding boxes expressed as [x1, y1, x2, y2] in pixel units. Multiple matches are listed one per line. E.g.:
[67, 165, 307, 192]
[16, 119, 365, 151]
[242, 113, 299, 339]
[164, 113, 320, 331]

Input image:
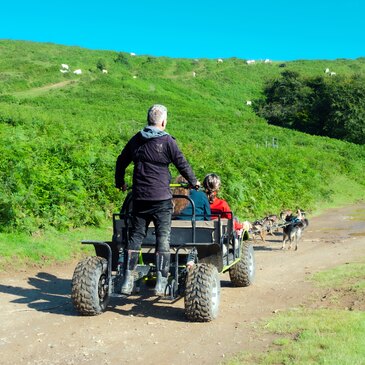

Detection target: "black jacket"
[115, 127, 197, 200]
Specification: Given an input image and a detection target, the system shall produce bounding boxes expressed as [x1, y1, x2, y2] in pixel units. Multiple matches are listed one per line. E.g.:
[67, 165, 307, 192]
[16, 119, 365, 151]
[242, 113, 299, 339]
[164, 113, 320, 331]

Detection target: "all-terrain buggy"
[71, 188, 256, 322]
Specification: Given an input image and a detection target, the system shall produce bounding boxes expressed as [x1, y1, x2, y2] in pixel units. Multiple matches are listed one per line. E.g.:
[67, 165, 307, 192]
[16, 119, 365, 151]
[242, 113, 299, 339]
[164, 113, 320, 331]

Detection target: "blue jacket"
[176, 190, 211, 221]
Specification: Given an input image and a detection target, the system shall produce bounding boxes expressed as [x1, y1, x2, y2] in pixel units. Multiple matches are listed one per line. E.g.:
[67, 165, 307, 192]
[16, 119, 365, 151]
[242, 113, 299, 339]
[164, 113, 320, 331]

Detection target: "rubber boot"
[154, 252, 170, 296]
[121, 270, 134, 295]
[154, 272, 169, 296]
[120, 250, 139, 295]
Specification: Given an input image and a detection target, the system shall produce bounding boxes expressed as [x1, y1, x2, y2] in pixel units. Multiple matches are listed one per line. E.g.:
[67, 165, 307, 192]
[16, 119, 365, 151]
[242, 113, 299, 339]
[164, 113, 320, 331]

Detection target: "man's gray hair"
[147, 104, 167, 126]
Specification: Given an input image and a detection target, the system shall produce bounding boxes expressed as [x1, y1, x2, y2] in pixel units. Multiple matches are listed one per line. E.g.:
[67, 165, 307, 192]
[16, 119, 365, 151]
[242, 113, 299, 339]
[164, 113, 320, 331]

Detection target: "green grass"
[261, 309, 365, 365]
[0, 39, 365, 246]
[312, 261, 365, 295]
[224, 260, 365, 365]
[0, 224, 110, 271]
[310, 175, 365, 216]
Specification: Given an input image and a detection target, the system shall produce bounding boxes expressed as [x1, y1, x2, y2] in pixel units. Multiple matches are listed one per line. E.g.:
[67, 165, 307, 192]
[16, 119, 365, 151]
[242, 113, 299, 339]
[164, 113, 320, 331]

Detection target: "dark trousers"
[128, 199, 173, 253]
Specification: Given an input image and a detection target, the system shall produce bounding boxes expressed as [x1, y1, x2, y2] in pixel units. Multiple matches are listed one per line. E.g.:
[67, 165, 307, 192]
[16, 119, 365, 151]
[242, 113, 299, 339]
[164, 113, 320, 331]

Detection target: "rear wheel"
[71, 256, 110, 315]
[229, 242, 255, 287]
[184, 263, 220, 322]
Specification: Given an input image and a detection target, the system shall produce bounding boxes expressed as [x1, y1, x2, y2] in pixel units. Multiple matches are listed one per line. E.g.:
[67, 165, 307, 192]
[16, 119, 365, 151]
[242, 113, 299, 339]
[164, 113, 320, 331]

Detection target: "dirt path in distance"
[0, 203, 364, 365]
[13, 80, 77, 97]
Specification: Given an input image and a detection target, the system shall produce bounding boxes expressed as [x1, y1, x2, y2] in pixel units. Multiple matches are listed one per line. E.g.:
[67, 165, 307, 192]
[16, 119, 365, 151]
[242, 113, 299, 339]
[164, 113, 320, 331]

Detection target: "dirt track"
[1, 203, 364, 365]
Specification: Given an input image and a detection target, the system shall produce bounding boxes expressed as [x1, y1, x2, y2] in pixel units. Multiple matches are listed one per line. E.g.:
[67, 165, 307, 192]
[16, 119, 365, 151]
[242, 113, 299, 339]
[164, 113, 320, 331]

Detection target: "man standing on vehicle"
[115, 104, 199, 296]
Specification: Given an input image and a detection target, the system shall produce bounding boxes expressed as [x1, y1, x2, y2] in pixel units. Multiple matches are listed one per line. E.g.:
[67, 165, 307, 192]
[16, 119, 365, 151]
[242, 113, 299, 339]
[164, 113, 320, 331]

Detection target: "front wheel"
[229, 242, 255, 287]
[184, 263, 220, 322]
[71, 256, 110, 315]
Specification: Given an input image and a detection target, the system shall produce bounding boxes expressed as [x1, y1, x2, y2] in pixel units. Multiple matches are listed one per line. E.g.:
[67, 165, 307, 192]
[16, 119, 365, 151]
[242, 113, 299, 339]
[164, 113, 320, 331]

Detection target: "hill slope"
[1, 40, 364, 232]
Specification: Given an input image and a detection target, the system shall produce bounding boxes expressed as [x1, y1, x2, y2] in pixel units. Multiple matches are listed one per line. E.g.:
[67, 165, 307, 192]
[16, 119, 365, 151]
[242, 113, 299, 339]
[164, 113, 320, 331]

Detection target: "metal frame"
[85, 193, 247, 299]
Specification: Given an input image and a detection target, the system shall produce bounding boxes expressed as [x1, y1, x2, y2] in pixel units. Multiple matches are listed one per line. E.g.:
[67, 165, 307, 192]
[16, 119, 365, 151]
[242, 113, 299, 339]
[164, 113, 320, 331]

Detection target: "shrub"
[254, 71, 365, 144]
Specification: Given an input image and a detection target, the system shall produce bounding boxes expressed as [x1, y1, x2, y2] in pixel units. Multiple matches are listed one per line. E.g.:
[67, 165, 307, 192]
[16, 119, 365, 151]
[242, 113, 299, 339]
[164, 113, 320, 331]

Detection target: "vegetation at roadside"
[0, 226, 104, 271]
[224, 260, 365, 365]
[1, 40, 365, 237]
[253, 70, 365, 144]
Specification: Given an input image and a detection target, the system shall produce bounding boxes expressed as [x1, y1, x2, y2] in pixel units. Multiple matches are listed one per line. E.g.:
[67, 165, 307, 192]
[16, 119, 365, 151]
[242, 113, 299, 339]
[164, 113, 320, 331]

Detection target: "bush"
[254, 71, 365, 144]
[96, 59, 106, 71]
[114, 52, 129, 66]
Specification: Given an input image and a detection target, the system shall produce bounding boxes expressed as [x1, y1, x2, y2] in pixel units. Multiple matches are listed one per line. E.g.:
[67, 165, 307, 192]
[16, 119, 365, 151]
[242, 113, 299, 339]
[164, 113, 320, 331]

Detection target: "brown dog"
[251, 220, 267, 243]
[263, 214, 279, 234]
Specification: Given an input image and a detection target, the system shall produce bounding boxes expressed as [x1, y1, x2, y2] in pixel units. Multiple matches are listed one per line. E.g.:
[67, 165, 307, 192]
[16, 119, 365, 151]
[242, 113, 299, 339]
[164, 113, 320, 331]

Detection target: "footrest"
[135, 265, 151, 280]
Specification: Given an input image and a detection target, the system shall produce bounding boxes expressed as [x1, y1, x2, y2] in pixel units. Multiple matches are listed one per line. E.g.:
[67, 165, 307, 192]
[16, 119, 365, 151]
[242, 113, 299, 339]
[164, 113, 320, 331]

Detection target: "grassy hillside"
[1, 39, 365, 233]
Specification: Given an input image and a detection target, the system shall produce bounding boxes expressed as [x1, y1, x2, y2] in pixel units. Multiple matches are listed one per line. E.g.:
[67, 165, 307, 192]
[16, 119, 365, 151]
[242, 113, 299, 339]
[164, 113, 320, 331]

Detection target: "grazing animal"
[217, 58, 223, 63]
[246, 59, 255, 65]
[61, 63, 69, 70]
[281, 210, 309, 250]
[73, 69, 82, 75]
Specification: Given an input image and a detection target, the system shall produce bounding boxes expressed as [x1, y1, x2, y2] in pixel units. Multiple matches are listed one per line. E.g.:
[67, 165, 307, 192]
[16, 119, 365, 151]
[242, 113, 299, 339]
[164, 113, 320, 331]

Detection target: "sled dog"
[281, 210, 309, 250]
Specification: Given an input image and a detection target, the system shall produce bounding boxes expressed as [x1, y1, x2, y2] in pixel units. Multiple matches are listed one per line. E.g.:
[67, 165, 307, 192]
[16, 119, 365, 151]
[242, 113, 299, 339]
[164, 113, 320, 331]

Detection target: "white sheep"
[133, 75, 137, 79]
[192, 71, 196, 77]
[60, 69, 68, 73]
[130, 52, 136, 56]
[325, 68, 330, 73]
[217, 58, 223, 63]
[246, 100, 252, 106]
[264, 59, 272, 64]
[61, 64, 69, 70]
[330, 72, 336, 76]
[102, 69, 108, 74]
[73, 69, 82, 75]
[246, 60, 255, 65]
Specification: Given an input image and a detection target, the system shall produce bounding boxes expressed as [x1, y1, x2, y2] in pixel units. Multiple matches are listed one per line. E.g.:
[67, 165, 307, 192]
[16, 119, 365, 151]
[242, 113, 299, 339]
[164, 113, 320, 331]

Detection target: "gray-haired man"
[115, 104, 199, 295]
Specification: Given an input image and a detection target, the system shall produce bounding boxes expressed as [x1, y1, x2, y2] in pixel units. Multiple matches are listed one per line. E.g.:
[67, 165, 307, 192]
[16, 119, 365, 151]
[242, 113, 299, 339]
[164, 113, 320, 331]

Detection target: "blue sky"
[1, 0, 364, 61]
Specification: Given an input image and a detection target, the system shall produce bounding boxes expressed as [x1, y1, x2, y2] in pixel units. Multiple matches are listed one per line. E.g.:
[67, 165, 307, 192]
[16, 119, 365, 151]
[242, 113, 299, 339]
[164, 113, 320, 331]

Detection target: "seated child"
[172, 176, 211, 221]
[203, 173, 244, 233]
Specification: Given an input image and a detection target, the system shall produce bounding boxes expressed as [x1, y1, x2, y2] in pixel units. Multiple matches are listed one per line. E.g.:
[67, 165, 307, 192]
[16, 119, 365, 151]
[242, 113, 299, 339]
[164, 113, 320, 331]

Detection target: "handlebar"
[169, 183, 190, 188]
[170, 183, 202, 190]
